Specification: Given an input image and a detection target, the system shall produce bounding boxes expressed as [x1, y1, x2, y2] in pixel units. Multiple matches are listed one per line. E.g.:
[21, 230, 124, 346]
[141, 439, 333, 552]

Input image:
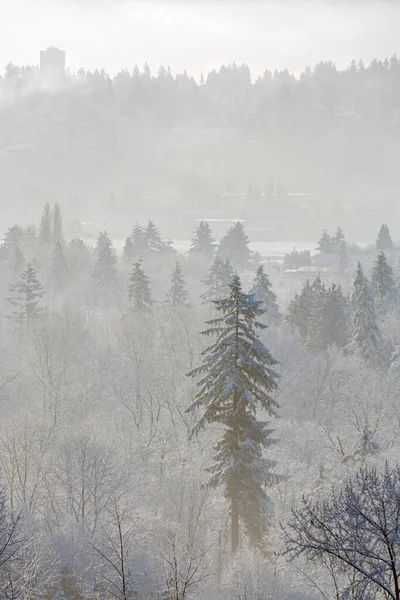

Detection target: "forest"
[0, 202, 400, 599]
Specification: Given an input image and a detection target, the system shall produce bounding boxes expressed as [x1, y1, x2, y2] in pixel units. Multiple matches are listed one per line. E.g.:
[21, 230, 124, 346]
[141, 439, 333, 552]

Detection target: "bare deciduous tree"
[283, 463, 400, 600]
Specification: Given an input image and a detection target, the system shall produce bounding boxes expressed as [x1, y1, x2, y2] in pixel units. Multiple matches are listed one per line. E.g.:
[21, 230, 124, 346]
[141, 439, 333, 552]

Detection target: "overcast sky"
[1, 0, 400, 78]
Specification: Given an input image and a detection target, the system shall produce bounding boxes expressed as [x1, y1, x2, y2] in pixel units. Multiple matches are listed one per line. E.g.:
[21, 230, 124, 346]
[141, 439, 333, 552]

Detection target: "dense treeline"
[0, 204, 399, 598]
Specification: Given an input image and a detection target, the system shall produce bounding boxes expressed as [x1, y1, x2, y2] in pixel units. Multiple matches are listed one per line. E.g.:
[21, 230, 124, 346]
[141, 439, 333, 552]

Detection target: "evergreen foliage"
[187, 274, 280, 554]
[8, 264, 44, 323]
[376, 223, 393, 251]
[92, 231, 119, 306]
[371, 251, 397, 310]
[188, 221, 216, 259]
[127, 260, 153, 313]
[283, 248, 312, 270]
[166, 262, 188, 307]
[201, 256, 234, 304]
[349, 264, 384, 364]
[123, 224, 148, 262]
[218, 222, 252, 270]
[249, 264, 280, 322]
[48, 241, 69, 293]
[316, 229, 334, 255]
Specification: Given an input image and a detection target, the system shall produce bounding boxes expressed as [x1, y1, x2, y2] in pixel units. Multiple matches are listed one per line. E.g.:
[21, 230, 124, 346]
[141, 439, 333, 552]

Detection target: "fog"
[2, 1, 400, 75]
[1, 2, 400, 599]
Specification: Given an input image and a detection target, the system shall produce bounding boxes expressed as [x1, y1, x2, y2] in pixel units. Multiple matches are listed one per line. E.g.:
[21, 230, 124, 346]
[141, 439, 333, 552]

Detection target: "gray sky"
[1, 0, 400, 77]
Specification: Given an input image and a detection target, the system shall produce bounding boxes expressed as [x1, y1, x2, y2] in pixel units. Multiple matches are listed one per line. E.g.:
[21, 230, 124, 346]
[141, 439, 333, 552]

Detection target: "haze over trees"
[3, 18, 400, 598]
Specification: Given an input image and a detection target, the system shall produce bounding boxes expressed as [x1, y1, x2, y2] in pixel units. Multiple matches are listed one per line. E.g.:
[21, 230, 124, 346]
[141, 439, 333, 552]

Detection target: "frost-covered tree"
[146, 219, 167, 254]
[308, 283, 349, 351]
[376, 223, 393, 251]
[92, 231, 119, 306]
[201, 256, 234, 304]
[39, 202, 53, 246]
[249, 264, 280, 322]
[371, 251, 397, 310]
[334, 226, 346, 250]
[127, 260, 152, 313]
[187, 274, 280, 554]
[48, 241, 69, 293]
[286, 279, 314, 339]
[218, 221, 252, 270]
[315, 229, 334, 255]
[188, 221, 215, 259]
[52, 201, 64, 244]
[349, 265, 384, 364]
[284, 464, 400, 600]
[123, 224, 147, 263]
[8, 264, 44, 323]
[166, 262, 188, 307]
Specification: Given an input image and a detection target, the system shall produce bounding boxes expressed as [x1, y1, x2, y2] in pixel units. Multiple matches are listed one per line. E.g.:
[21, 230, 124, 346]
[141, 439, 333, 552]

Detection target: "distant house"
[40, 47, 66, 74]
[283, 266, 332, 280]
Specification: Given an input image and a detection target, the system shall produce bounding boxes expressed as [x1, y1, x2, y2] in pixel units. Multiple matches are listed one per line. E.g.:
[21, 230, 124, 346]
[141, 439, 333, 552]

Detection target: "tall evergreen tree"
[187, 275, 280, 554]
[92, 231, 119, 306]
[127, 260, 152, 313]
[349, 269, 384, 364]
[166, 262, 188, 307]
[371, 251, 397, 310]
[146, 219, 166, 254]
[52, 202, 64, 244]
[218, 221, 252, 270]
[48, 241, 69, 293]
[201, 256, 234, 304]
[308, 283, 349, 350]
[188, 221, 215, 259]
[8, 264, 44, 323]
[376, 224, 393, 252]
[286, 280, 314, 339]
[316, 229, 334, 255]
[123, 224, 147, 263]
[39, 202, 53, 246]
[249, 264, 280, 322]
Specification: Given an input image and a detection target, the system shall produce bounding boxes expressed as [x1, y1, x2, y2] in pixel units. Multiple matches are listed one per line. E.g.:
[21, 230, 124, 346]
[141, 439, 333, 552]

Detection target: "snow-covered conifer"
[48, 241, 69, 293]
[127, 260, 153, 313]
[201, 256, 234, 304]
[123, 224, 147, 263]
[187, 274, 280, 554]
[218, 221, 252, 270]
[92, 231, 119, 306]
[371, 251, 397, 310]
[188, 221, 215, 259]
[166, 261, 188, 307]
[249, 264, 280, 322]
[8, 264, 44, 323]
[349, 269, 384, 364]
[376, 223, 393, 252]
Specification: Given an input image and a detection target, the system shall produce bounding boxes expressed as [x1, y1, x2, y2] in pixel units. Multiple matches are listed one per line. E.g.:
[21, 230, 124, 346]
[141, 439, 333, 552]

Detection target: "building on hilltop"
[40, 47, 65, 73]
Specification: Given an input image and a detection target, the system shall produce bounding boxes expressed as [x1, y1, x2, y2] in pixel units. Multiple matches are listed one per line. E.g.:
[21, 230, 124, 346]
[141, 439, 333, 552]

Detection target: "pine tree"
[249, 264, 280, 322]
[218, 221, 252, 270]
[336, 240, 348, 274]
[146, 219, 166, 254]
[308, 283, 349, 350]
[52, 201, 64, 244]
[127, 260, 152, 313]
[39, 202, 53, 246]
[316, 229, 334, 255]
[187, 274, 280, 554]
[376, 223, 393, 251]
[92, 231, 119, 306]
[201, 256, 234, 304]
[8, 264, 44, 323]
[123, 224, 147, 262]
[349, 269, 384, 364]
[371, 251, 397, 310]
[166, 262, 188, 307]
[334, 226, 346, 250]
[286, 280, 314, 339]
[48, 241, 69, 293]
[188, 221, 215, 259]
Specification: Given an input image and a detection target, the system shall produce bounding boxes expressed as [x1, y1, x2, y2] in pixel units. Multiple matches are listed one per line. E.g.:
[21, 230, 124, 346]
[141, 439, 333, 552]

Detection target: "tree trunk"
[231, 495, 239, 555]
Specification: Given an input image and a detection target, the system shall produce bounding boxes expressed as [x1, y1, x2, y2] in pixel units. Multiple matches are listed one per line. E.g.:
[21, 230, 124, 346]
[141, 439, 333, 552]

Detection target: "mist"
[1, 1, 400, 599]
